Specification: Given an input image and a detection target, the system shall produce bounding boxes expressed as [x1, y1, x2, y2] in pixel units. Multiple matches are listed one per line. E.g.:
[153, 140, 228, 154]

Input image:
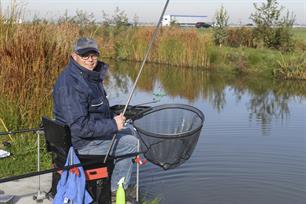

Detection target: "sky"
[1, 0, 306, 25]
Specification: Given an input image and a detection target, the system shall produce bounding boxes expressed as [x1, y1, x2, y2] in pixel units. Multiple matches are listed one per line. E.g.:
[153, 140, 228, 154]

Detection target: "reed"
[0, 21, 80, 127]
[107, 27, 212, 68]
[274, 52, 306, 80]
[225, 27, 256, 48]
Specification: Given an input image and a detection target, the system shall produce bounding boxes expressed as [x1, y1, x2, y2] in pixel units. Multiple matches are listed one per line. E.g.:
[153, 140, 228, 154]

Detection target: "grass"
[142, 198, 160, 204]
[292, 28, 306, 52]
[292, 28, 306, 40]
[0, 132, 51, 178]
[274, 52, 306, 80]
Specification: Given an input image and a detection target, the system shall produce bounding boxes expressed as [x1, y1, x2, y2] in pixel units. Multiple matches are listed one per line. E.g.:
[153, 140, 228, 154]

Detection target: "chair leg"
[87, 178, 112, 204]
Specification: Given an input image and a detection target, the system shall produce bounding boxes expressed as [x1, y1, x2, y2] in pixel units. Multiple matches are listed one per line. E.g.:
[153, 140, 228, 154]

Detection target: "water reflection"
[107, 60, 306, 128]
[105, 61, 306, 204]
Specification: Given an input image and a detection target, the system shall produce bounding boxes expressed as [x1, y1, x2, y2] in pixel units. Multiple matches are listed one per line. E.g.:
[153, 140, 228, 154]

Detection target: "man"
[53, 37, 138, 194]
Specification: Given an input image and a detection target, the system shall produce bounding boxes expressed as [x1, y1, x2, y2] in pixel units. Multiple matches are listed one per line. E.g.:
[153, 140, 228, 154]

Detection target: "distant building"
[3, 18, 23, 24]
[162, 14, 208, 27]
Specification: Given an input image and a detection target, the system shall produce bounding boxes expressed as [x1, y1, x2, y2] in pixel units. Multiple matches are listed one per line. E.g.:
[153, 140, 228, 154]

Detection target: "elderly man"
[52, 37, 138, 195]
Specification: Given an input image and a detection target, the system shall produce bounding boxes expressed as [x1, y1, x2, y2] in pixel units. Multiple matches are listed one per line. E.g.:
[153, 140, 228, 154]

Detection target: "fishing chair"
[42, 116, 114, 204]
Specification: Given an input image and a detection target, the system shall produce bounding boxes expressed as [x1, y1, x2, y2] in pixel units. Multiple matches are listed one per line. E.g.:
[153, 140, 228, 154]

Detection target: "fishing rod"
[0, 127, 43, 137]
[103, 0, 170, 163]
[125, 92, 166, 107]
[0, 152, 141, 184]
[0, 98, 161, 138]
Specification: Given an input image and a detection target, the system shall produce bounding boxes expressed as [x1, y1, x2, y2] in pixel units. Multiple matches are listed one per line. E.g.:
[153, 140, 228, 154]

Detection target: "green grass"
[0, 132, 51, 178]
[142, 198, 160, 204]
[292, 28, 306, 40]
[204, 45, 305, 79]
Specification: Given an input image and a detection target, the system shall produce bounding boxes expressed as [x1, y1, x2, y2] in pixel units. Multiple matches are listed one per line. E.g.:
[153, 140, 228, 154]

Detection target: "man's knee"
[125, 134, 138, 152]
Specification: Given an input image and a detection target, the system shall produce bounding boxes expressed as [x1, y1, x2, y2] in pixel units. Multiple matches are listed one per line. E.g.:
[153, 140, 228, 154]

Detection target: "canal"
[106, 61, 306, 204]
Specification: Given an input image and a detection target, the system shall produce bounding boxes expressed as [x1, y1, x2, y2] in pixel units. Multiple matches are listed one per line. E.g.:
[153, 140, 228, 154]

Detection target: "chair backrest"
[42, 116, 71, 155]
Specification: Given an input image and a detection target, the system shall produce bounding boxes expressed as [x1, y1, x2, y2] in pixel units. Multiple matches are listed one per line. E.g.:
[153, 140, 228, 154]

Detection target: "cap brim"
[76, 48, 100, 55]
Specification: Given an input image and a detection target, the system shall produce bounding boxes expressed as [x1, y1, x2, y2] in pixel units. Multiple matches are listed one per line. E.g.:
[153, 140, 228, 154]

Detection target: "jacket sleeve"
[57, 85, 118, 140]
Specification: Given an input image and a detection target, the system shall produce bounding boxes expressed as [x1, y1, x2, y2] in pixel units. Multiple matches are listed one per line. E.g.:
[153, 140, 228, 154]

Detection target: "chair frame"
[42, 116, 114, 204]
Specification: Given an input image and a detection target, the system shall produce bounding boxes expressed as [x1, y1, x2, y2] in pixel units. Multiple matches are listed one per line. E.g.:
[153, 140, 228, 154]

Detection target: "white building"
[162, 14, 208, 27]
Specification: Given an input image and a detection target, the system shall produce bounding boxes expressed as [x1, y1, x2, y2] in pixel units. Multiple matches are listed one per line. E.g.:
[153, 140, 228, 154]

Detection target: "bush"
[250, 0, 295, 51]
[213, 5, 229, 47]
[274, 53, 306, 79]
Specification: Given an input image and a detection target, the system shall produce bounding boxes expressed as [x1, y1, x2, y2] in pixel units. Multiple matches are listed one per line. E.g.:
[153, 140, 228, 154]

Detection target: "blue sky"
[2, 0, 306, 24]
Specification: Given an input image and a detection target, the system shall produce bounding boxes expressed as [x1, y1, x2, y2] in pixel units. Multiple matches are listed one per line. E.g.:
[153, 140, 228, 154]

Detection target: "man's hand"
[114, 113, 126, 131]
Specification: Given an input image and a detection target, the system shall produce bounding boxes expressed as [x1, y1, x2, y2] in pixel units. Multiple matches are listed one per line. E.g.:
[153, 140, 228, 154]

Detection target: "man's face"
[72, 52, 99, 71]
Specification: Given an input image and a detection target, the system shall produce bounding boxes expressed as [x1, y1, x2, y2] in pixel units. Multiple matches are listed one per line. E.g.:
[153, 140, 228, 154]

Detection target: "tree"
[102, 7, 128, 27]
[58, 10, 96, 26]
[132, 14, 139, 27]
[213, 5, 229, 47]
[112, 7, 129, 28]
[250, 0, 295, 51]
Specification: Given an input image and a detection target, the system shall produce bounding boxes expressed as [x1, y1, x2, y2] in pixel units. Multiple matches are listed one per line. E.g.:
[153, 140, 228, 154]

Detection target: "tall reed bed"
[110, 27, 212, 68]
[0, 22, 80, 128]
[0, 17, 81, 176]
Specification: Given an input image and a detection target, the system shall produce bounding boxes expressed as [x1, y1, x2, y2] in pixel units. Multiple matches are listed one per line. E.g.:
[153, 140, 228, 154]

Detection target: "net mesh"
[133, 104, 205, 170]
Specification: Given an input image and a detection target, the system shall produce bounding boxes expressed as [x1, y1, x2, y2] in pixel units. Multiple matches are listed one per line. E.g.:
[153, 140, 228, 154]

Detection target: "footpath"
[0, 173, 52, 204]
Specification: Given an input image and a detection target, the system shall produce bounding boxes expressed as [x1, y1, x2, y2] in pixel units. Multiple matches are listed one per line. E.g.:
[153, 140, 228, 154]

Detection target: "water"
[106, 61, 306, 204]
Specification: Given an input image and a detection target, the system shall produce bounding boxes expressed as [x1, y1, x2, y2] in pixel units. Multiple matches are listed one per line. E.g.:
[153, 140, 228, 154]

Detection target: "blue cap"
[74, 37, 100, 55]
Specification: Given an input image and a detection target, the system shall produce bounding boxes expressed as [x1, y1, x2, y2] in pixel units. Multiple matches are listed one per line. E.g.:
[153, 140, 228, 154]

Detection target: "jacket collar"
[68, 57, 108, 82]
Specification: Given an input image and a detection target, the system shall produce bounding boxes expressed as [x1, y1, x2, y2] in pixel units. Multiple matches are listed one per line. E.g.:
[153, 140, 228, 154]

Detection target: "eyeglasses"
[79, 54, 99, 60]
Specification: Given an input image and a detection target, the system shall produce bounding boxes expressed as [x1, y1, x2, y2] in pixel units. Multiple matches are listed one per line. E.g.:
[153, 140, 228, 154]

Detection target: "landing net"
[133, 104, 205, 170]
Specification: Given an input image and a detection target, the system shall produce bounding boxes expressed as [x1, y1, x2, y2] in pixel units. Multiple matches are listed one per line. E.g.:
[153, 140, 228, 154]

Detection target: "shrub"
[250, 0, 295, 51]
[274, 53, 306, 79]
[213, 5, 229, 47]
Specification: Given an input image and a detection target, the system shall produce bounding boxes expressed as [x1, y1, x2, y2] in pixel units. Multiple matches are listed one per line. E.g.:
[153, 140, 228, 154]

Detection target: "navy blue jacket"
[53, 57, 117, 149]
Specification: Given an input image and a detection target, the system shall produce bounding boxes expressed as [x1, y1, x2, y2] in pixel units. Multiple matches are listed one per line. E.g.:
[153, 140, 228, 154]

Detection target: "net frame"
[133, 104, 204, 138]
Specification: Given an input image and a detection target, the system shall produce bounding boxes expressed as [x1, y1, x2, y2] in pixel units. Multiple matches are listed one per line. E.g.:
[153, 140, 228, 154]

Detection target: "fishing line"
[104, 0, 170, 163]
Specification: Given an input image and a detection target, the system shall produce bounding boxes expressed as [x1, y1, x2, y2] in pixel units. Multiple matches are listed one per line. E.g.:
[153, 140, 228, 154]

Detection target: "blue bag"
[53, 147, 93, 204]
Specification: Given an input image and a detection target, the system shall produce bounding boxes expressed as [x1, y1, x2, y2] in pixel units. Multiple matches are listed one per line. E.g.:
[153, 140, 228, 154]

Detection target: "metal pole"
[122, 0, 170, 115]
[103, 0, 170, 163]
[37, 132, 40, 192]
[33, 131, 47, 202]
[136, 140, 140, 202]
